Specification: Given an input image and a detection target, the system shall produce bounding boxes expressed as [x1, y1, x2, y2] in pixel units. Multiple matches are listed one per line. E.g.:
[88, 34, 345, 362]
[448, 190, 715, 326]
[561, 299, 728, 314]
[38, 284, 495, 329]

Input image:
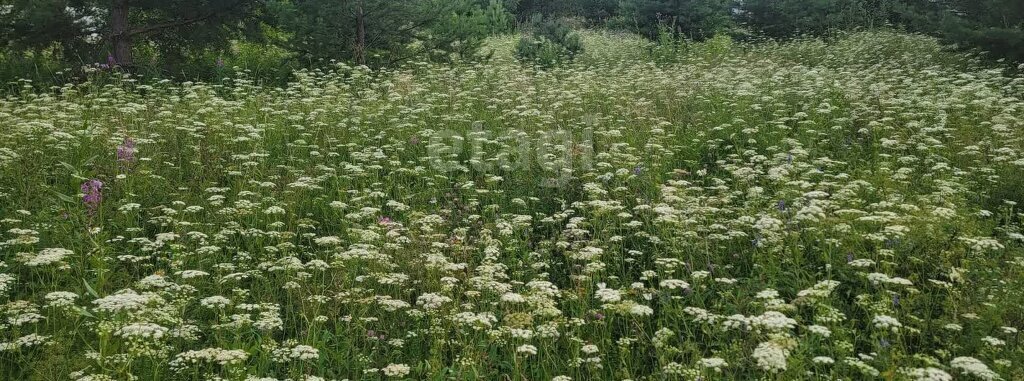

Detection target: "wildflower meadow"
[2, 31, 1024, 380]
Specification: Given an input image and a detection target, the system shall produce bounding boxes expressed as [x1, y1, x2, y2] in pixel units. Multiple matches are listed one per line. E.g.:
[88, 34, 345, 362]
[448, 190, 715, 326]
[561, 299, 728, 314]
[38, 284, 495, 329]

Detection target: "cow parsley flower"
[382, 363, 411, 377]
[752, 341, 788, 373]
[950, 357, 1001, 381]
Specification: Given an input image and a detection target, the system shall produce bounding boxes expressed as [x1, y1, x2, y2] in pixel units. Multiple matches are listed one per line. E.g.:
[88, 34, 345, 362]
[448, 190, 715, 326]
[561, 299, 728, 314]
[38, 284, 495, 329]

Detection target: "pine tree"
[1, 0, 263, 67]
[618, 0, 735, 41]
[272, 0, 509, 66]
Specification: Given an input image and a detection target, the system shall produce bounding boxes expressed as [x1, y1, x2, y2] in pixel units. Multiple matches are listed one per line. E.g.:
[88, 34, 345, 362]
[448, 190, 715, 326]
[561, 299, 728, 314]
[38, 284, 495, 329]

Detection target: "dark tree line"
[1, 0, 264, 67]
[0, 0, 1021, 80]
[526, 0, 1023, 62]
[0, 0, 510, 72]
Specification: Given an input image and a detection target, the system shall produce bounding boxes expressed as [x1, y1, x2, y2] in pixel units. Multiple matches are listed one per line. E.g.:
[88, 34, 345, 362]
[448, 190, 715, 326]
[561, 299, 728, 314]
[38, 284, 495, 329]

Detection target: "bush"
[616, 0, 734, 41]
[515, 18, 584, 67]
[422, 0, 506, 64]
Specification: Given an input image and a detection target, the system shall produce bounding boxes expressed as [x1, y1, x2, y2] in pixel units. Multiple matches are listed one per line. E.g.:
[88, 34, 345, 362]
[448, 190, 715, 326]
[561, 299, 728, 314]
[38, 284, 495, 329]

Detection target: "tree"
[272, 0, 510, 67]
[512, 0, 579, 21]
[740, 0, 898, 38]
[507, 0, 618, 24]
[578, 0, 620, 24]
[936, 0, 1024, 61]
[515, 16, 583, 67]
[422, 0, 512, 63]
[617, 0, 735, 41]
[0, 0, 263, 67]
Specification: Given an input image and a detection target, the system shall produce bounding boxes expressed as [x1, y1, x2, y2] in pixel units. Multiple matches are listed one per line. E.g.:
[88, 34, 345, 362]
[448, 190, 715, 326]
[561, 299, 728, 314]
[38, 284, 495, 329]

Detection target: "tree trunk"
[110, 0, 133, 67]
[355, 4, 366, 65]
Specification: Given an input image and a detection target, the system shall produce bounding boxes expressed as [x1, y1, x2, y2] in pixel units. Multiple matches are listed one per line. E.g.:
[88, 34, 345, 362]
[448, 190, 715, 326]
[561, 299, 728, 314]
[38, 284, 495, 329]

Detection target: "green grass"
[0, 30, 1023, 381]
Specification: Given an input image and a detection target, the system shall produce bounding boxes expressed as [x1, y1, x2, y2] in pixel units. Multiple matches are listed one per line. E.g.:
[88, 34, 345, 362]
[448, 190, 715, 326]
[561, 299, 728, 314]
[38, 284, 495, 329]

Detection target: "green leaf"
[82, 279, 100, 298]
[74, 306, 96, 319]
[58, 161, 88, 180]
[52, 189, 77, 204]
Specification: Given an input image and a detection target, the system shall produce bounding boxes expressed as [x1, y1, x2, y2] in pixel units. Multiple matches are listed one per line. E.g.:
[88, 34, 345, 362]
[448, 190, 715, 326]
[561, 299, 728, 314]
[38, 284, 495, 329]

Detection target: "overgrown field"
[2, 31, 1024, 380]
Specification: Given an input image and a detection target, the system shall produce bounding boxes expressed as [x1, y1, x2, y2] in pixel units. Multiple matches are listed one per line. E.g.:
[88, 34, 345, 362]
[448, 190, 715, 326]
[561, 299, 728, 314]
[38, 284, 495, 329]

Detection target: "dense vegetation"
[2, 1, 1024, 380]
[2, 30, 1024, 381]
[1, 0, 1022, 87]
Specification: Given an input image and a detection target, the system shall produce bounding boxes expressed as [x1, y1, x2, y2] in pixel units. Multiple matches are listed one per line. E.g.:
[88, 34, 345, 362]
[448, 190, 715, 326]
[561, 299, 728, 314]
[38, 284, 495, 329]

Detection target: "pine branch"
[126, 0, 251, 37]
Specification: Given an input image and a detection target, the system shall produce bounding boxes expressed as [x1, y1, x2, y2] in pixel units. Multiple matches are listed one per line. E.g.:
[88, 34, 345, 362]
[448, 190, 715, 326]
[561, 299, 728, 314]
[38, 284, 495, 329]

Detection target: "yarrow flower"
[170, 348, 249, 371]
[872, 314, 902, 332]
[595, 285, 622, 303]
[517, 344, 538, 355]
[752, 341, 788, 373]
[381, 363, 411, 377]
[812, 356, 835, 365]
[200, 295, 232, 309]
[699, 357, 728, 372]
[900, 367, 953, 381]
[44, 291, 79, 308]
[951, 357, 1001, 380]
[287, 345, 320, 361]
[117, 322, 168, 340]
[416, 292, 451, 310]
[19, 248, 72, 267]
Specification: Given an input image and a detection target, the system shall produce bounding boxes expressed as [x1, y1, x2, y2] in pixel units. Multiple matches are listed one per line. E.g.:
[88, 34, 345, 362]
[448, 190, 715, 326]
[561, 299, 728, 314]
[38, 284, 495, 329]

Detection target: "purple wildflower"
[216, 57, 225, 68]
[107, 54, 117, 68]
[117, 137, 136, 167]
[81, 179, 103, 217]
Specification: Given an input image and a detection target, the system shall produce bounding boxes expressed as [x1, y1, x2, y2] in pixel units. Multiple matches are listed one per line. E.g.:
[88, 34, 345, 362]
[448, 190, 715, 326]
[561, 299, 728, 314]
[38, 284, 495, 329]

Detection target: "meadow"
[1, 31, 1024, 380]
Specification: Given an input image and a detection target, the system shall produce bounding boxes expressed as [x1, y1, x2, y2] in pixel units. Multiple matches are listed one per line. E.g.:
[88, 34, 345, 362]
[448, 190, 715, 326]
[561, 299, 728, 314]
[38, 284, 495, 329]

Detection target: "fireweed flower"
[80, 179, 103, 217]
[116, 137, 137, 168]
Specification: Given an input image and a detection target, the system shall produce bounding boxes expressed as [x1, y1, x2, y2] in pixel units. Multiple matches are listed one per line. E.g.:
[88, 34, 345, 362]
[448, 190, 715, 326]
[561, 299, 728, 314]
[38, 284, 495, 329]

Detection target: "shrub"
[514, 18, 584, 67]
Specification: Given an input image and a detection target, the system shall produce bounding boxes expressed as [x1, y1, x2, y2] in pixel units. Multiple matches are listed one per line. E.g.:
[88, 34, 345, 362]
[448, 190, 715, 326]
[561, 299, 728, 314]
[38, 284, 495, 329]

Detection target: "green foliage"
[162, 41, 299, 84]
[646, 22, 737, 64]
[271, 0, 419, 66]
[508, 0, 619, 24]
[513, 0, 579, 21]
[615, 0, 735, 41]
[946, 26, 1024, 62]
[737, 0, 1024, 62]
[740, 0, 898, 38]
[514, 17, 584, 67]
[0, 48, 74, 92]
[421, 0, 513, 63]
[0, 0, 100, 58]
[933, 0, 1024, 62]
[272, 0, 510, 67]
[479, 0, 517, 34]
[2, 31, 1024, 380]
[0, 0, 262, 64]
